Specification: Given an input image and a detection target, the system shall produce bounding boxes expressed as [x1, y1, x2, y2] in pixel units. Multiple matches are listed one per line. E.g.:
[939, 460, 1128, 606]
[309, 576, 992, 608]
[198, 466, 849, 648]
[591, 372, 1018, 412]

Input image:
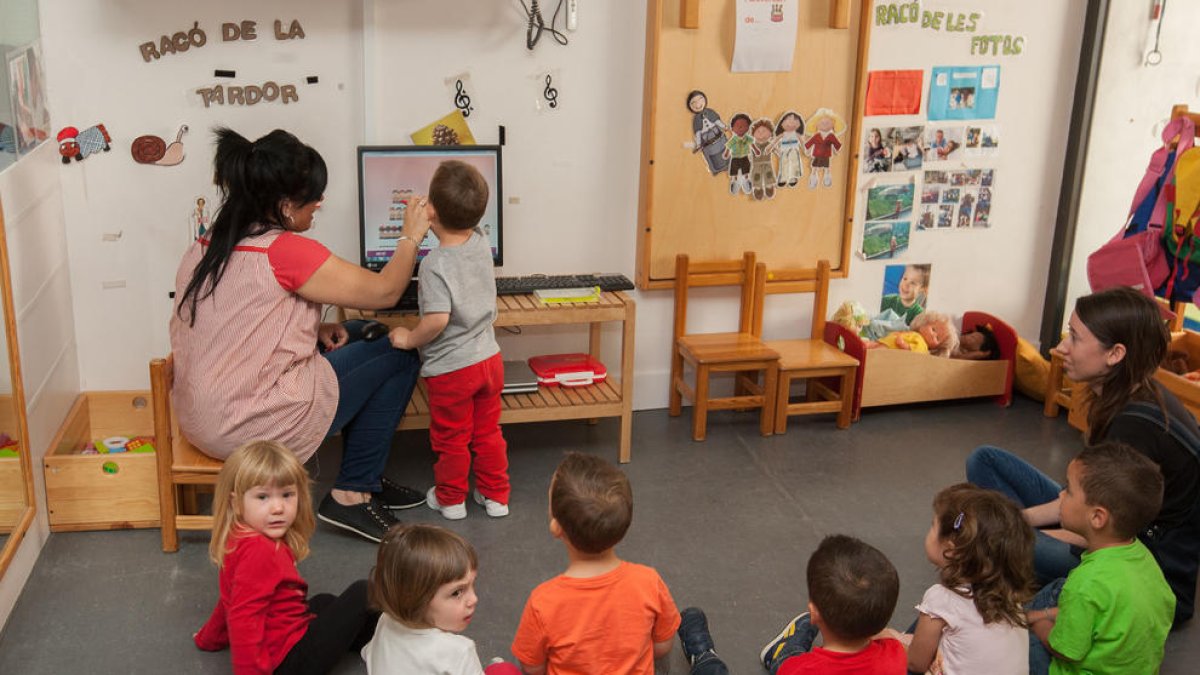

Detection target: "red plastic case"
[527, 353, 608, 387]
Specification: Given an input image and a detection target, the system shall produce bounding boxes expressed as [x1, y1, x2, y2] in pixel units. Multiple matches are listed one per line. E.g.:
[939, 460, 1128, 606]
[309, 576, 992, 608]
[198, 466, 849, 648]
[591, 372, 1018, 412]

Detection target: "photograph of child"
[937, 204, 954, 228]
[922, 127, 963, 162]
[949, 86, 976, 110]
[918, 205, 937, 231]
[865, 183, 915, 222]
[888, 126, 925, 172]
[880, 263, 930, 324]
[941, 188, 960, 204]
[863, 128, 892, 174]
[921, 187, 940, 204]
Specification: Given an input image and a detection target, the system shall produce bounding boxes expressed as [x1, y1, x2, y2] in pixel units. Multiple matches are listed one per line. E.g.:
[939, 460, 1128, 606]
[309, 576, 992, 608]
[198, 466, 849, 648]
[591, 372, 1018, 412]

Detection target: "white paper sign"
[732, 0, 799, 73]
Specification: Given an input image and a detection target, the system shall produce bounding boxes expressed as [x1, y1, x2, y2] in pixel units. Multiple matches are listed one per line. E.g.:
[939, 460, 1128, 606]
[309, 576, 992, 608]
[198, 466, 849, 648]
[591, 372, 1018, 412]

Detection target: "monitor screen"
[357, 145, 503, 272]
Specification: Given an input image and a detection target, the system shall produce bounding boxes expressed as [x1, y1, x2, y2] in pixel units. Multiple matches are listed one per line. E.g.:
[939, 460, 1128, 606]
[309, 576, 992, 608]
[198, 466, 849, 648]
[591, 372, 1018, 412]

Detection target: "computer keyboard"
[378, 273, 636, 313]
[495, 273, 635, 295]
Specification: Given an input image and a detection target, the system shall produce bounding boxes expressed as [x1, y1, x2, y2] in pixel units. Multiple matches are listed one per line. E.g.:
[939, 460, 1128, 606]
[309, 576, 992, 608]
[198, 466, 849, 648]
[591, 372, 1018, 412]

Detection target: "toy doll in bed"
[952, 324, 1001, 360]
[867, 310, 959, 357]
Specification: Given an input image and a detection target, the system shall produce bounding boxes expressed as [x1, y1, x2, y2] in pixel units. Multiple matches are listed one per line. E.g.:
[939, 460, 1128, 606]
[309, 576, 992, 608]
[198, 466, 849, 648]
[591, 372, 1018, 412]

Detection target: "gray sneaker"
[317, 494, 398, 543]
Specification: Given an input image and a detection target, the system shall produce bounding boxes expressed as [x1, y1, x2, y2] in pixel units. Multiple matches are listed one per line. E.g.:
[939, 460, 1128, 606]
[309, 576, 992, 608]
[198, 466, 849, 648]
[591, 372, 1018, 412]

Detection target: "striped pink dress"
[169, 230, 337, 462]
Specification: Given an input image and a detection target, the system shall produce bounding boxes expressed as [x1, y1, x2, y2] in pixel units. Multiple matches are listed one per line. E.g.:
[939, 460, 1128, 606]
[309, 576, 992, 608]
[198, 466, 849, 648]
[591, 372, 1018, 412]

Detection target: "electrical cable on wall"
[521, 0, 569, 50]
[1144, 0, 1166, 66]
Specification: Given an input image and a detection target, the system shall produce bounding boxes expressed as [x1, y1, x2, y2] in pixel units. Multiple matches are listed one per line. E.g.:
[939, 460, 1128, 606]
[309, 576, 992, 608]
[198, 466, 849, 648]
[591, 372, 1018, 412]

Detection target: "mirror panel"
[1, 0, 48, 171]
[0, 195, 34, 577]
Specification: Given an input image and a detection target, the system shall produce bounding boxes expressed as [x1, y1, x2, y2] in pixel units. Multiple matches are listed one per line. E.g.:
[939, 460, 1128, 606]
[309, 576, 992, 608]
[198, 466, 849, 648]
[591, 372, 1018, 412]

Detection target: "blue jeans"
[966, 445, 1082, 584]
[767, 615, 820, 675]
[1026, 578, 1066, 675]
[322, 335, 420, 492]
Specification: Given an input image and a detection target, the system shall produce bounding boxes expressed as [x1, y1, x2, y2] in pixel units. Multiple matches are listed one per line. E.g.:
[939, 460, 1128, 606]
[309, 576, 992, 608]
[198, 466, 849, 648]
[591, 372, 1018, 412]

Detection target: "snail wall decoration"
[131, 124, 188, 166]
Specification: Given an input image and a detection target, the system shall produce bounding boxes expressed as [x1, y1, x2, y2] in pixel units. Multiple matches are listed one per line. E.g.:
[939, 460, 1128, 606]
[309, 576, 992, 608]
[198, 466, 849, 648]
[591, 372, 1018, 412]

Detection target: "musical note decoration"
[543, 74, 559, 109]
[454, 79, 473, 117]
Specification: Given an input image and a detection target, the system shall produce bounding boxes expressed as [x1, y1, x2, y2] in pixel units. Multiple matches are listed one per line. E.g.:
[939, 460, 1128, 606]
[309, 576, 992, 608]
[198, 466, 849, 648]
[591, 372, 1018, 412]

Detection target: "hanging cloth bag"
[1087, 116, 1194, 296]
[1160, 145, 1200, 303]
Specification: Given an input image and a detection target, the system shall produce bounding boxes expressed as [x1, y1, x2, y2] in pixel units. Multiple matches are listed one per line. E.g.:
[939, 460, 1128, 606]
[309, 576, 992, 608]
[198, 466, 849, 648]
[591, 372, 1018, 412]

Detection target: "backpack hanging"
[1160, 145, 1200, 303]
[1087, 117, 1194, 298]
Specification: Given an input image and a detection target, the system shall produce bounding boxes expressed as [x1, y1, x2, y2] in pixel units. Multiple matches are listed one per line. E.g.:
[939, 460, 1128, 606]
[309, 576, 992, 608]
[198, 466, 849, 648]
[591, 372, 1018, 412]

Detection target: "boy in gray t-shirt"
[388, 161, 509, 521]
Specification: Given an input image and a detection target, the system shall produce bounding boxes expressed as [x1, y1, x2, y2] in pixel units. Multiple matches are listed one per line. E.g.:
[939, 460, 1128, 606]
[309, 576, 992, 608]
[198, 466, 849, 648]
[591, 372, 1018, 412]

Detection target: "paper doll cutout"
[749, 118, 778, 200]
[773, 110, 805, 187]
[131, 125, 188, 166]
[724, 113, 754, 195]
[804, 108, 846, 189]
[191, 196, 211, 240]
[687, 90, 729, 175]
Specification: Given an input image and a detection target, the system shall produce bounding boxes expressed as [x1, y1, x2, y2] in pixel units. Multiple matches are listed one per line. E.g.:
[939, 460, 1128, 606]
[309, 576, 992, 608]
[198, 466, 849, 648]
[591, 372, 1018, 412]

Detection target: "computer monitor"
[357, 145, 503, 272]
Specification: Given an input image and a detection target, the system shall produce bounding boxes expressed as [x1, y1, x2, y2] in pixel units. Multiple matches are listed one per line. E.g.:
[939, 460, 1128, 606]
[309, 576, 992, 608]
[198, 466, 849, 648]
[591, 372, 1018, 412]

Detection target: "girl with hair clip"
[194, 441, 380, 674]
[967, 286, 1200, 628]
[362, 524, 520, 674]
[895, 483, 1034, 675]
[171, 128, 430, 544]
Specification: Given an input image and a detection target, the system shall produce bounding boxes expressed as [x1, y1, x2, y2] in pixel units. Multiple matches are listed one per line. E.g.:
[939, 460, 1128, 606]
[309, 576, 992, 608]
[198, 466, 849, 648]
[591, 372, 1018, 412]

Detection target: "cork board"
[636, 0, 871, 288]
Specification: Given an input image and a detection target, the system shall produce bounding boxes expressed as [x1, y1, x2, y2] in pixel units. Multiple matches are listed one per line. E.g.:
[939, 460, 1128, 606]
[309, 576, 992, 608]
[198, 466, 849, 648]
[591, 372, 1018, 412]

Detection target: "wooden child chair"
[150, 355, 223, 552]
[753, 260, 860, 432]
[669, 252, 779, 441]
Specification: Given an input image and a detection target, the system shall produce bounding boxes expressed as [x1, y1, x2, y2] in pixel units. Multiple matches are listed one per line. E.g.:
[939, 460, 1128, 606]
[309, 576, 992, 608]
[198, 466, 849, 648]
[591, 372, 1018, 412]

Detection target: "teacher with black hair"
[967, 287, 1200, 627]
[170, 127, 429, 544]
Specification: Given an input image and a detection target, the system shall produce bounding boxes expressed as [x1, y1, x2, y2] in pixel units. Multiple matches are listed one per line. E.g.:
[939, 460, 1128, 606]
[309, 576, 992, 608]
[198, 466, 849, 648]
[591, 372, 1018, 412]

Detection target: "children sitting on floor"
[1026, 442, 1175, 675]
[362, 524, 519, 674]
[901, 484, 1034, 675]
[680, 535, 906, 674]
[511, 452, 681, 674]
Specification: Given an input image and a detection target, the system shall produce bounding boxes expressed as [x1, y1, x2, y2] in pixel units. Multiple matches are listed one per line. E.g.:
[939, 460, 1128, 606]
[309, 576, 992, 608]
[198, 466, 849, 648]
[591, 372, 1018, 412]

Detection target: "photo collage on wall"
[859, 63, 1002, 258]
[919, 169, 994, 230]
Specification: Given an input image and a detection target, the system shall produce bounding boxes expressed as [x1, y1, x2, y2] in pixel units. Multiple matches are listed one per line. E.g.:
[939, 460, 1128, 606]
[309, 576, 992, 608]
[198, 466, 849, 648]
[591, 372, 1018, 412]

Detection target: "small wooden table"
[345, 291, 637, 462]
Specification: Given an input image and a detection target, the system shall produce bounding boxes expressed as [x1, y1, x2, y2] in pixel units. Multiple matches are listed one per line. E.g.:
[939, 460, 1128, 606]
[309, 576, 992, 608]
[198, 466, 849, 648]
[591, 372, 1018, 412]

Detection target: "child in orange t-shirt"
[511, 453, 680, 674]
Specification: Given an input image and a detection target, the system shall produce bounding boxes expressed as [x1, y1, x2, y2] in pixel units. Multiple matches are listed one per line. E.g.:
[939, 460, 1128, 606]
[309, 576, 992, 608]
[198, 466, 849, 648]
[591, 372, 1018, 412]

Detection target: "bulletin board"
[636, 0, 872, 289]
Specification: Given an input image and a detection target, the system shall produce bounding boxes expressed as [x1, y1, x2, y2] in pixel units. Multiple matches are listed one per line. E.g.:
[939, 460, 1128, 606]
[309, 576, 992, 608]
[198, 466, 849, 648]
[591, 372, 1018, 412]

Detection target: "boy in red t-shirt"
[757, 534, 907, 674]
[511, 453, 680, 674]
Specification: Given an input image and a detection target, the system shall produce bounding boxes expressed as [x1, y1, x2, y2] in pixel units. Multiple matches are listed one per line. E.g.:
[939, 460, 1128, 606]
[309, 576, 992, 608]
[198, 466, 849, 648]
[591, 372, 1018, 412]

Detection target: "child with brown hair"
[1026, 442, 1175, 675]
[511, 452, 680, 674]
[879, 263, 929, 324]
[902, 484, 1034, 674]
[757, 534, 906, 673]
[194, 440, 380, 674]
[389, 160, 509, 521]
[362, 524, 519, 674]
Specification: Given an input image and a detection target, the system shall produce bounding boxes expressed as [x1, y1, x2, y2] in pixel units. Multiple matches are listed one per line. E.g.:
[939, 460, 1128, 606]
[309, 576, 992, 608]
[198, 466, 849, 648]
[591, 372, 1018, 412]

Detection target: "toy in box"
[528, 353, 607, 387]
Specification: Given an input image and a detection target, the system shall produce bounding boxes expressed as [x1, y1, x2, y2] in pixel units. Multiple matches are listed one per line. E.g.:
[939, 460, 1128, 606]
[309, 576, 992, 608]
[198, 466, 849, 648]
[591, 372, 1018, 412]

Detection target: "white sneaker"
[473, 489, 510, 518]
[426, 487, 466, 520]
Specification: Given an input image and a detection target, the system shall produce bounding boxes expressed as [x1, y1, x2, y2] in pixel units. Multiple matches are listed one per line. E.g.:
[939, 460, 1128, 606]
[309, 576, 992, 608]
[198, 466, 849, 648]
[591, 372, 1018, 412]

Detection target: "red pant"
[484, 663, 521, 675]
[426, 353, 509, 506]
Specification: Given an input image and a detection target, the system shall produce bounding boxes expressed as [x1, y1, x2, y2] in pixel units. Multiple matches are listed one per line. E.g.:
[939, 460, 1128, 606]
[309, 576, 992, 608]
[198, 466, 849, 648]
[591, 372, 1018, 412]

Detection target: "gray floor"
[0, 397, 1197, 674]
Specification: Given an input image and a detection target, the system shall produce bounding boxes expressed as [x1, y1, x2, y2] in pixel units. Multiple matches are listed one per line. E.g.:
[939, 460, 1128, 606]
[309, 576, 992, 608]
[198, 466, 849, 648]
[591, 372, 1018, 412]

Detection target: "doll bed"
[823, 311, 1017, 420]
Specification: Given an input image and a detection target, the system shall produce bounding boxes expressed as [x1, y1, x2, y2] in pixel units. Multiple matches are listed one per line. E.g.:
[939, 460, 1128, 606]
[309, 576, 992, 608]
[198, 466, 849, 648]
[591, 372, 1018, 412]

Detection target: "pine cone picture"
[431, 124, 460, 146]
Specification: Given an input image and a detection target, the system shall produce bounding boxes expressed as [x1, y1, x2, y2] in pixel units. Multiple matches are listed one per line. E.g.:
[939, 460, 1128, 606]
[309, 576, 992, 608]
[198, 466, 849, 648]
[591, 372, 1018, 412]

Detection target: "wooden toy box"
[43, 392, 159, 531]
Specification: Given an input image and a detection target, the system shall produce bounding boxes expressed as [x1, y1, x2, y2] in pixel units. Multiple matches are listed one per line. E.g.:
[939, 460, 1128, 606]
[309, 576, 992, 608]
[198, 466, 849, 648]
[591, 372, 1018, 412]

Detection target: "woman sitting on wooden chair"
[170, 128, 428, 544]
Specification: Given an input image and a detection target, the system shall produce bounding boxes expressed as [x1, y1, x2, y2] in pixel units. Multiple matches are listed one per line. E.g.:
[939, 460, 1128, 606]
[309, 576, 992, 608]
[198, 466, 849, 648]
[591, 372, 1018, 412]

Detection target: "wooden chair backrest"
[672, 252, 759, 340]
[753, 259, 833, 341]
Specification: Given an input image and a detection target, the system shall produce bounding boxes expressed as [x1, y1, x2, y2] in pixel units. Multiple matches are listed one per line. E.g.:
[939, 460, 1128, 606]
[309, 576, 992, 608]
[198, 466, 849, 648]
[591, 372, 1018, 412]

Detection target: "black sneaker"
[317, 494, 398, 543]
[678, 607, 719, 667]
[375, 477, 426, 510]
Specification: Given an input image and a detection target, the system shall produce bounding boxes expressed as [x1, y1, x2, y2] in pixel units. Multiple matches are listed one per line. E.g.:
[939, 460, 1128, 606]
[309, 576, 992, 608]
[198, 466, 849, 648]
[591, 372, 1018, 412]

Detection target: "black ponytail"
[176, 128, 328, 326]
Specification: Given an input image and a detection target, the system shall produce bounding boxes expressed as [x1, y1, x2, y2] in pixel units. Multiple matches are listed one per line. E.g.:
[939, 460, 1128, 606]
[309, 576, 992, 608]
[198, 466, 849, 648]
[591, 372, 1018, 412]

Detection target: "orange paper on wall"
[864, 70, 924, 116]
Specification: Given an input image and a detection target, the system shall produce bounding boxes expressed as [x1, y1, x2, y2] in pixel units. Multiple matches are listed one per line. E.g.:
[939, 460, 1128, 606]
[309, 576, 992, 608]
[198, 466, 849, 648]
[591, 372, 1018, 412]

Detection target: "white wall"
[1065, 1, 1200, 318]
[39, 0, 365, 389]
[0, 141, 80, 630]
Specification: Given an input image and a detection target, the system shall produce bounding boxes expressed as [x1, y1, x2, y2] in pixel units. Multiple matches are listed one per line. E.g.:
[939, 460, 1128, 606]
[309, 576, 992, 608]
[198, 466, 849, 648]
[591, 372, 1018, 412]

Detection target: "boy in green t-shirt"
[1026, 442, 1175, 675]
[879, 263, 928, 325]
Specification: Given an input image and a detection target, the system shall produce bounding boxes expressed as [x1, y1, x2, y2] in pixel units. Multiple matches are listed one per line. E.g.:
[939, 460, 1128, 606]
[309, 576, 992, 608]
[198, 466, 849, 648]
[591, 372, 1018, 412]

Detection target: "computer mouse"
[361, 320, 389, 342]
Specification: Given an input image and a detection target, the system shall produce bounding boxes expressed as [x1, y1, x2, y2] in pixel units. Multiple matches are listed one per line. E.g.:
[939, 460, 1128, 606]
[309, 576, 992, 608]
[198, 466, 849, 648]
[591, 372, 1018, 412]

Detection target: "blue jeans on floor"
[767, 615, 820, 675]
[966, 445, 1082, 584]
[322, 335, 420, 493]
[1026, 577, 1066, 675]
